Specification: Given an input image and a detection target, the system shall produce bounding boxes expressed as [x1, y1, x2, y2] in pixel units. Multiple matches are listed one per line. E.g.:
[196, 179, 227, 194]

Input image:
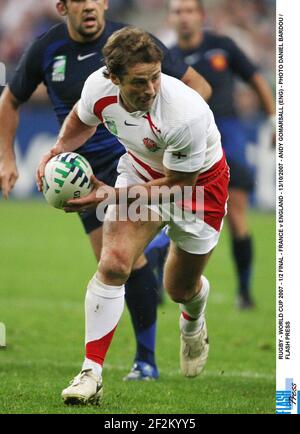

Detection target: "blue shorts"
[215, 117, 255, 192]
[78, 150, 123, 234]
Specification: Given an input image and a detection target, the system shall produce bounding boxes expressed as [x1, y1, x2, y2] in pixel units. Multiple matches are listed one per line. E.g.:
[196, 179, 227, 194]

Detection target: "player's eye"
[131, 80, 146, 86]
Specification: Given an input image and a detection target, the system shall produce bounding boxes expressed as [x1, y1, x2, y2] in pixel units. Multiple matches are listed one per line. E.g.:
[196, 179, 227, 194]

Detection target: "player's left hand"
[63, 175, 114, 213]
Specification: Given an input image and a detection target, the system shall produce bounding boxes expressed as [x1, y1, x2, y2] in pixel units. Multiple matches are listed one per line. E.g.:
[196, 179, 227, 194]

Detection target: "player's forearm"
[114, 171, 199, 205]
[181, 66, 212, 101]
[0, 87, 20, 161]
[250, 72, 275, 116]
[55, 105, 97, 153]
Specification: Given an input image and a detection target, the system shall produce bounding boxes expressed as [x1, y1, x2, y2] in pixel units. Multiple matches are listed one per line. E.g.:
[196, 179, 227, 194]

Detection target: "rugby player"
[168, 0, 276, 308]
[37, 27, 229, 406]
[0, 0, 211, 381]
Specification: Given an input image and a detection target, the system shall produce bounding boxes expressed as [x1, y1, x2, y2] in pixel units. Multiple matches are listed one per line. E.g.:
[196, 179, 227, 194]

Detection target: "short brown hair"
[102, 27, 163, 80]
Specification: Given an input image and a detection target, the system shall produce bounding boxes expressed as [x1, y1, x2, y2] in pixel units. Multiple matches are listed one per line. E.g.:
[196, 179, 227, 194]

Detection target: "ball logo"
[143, 138, 160, 152]
[53, 154, 91, 193]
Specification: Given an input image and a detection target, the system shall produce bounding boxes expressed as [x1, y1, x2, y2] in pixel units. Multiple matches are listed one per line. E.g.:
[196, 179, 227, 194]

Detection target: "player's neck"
[67, 21, 106, 43]
[178, 31, 203, 50]
[119, 93, 136, 113]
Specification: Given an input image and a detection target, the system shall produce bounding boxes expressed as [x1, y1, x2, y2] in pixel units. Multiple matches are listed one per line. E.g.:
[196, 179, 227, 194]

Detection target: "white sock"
[180, 275, 210, 336]
[82, 358, 103, 378]
[83, 274, 125, 376]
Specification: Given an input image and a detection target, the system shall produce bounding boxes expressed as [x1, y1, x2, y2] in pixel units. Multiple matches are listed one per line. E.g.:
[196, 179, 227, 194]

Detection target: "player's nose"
[145, 81, 156, 96]
[83, 0, 97, 11]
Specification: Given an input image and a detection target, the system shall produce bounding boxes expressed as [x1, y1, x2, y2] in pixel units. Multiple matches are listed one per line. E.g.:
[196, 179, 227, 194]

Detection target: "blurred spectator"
[157, 0, 275, 117]
[0, 0, 60, 67]
[105, 0, 135, 20]
[207, 0, 275, 77]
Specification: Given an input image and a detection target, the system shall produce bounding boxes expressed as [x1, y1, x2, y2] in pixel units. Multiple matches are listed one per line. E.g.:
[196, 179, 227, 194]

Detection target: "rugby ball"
[42, 152, 93, 209]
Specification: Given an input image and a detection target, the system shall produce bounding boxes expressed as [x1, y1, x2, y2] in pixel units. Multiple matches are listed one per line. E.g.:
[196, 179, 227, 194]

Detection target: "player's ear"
[104, 0, 109, 12]
[56, 1, 68, 17]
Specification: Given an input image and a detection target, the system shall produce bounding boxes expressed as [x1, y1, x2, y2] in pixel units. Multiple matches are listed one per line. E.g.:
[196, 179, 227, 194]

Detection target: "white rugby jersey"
[77, 66, 223, 181]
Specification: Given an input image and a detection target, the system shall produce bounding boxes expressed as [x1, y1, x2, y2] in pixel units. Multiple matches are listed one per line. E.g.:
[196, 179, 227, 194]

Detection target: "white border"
[276, 0, 300, 414]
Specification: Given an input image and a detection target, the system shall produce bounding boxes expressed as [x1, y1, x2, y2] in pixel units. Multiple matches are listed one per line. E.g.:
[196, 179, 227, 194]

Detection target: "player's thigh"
[99, 205, 163, 277]
[80, 149, 121, 261]
[88, 226, 103, 263]
[164, 242, 213, 302]
[77, 208, 104, 262]
[228, 188, 249, 214]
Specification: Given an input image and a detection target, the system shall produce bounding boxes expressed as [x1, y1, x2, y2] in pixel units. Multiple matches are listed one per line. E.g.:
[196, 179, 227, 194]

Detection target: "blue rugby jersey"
[170, 32, 258, 118]
[9, 21, 188, 164]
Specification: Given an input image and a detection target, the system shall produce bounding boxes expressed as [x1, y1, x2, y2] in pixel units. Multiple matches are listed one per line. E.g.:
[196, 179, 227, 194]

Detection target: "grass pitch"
[0, 200, 275, 414]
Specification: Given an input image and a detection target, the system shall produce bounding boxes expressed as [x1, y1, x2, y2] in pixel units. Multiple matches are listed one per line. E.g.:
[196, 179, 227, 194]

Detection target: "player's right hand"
[36, 146, 61, 192]
[0, 158, 19, 199]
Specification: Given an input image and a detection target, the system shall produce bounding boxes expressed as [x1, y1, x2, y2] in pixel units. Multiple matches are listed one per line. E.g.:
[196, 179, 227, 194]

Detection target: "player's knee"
[99, 250, 132, 282]
[170, 293, 194, 304]
[166, 285, 195, 304]
[227, 215, 248, 238]
[227, 212, 242, 234]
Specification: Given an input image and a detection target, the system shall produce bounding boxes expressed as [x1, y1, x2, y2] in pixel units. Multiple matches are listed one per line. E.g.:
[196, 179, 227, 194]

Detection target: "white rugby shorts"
[109, 153, 229, 255]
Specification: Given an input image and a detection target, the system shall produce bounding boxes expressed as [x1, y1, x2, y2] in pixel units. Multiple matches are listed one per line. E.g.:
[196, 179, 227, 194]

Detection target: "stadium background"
[0, 0, 275, 208]
[0, 0, 276, 414]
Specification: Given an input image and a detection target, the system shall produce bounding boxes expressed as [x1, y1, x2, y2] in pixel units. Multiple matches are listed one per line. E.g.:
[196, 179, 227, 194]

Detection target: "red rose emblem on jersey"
[143, 138, 160, 152]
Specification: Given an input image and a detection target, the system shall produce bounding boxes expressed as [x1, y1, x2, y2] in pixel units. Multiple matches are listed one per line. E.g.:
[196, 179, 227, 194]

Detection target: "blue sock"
[145, 230, 170, 290]
[232, 235, 253, 296]
[125, 262, 158, 368]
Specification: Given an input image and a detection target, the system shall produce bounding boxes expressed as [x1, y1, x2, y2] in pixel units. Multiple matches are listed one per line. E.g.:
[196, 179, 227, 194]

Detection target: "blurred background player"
[0, 0, 211, 381]
[167, 0, 276, 308]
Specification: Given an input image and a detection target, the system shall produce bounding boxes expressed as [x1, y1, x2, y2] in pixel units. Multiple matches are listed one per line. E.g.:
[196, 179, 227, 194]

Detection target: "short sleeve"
[77, 79, 101, 127]
[226, 38, 258, 81]
[9, 40, 43, 102]
[163, 118, 207, 173]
